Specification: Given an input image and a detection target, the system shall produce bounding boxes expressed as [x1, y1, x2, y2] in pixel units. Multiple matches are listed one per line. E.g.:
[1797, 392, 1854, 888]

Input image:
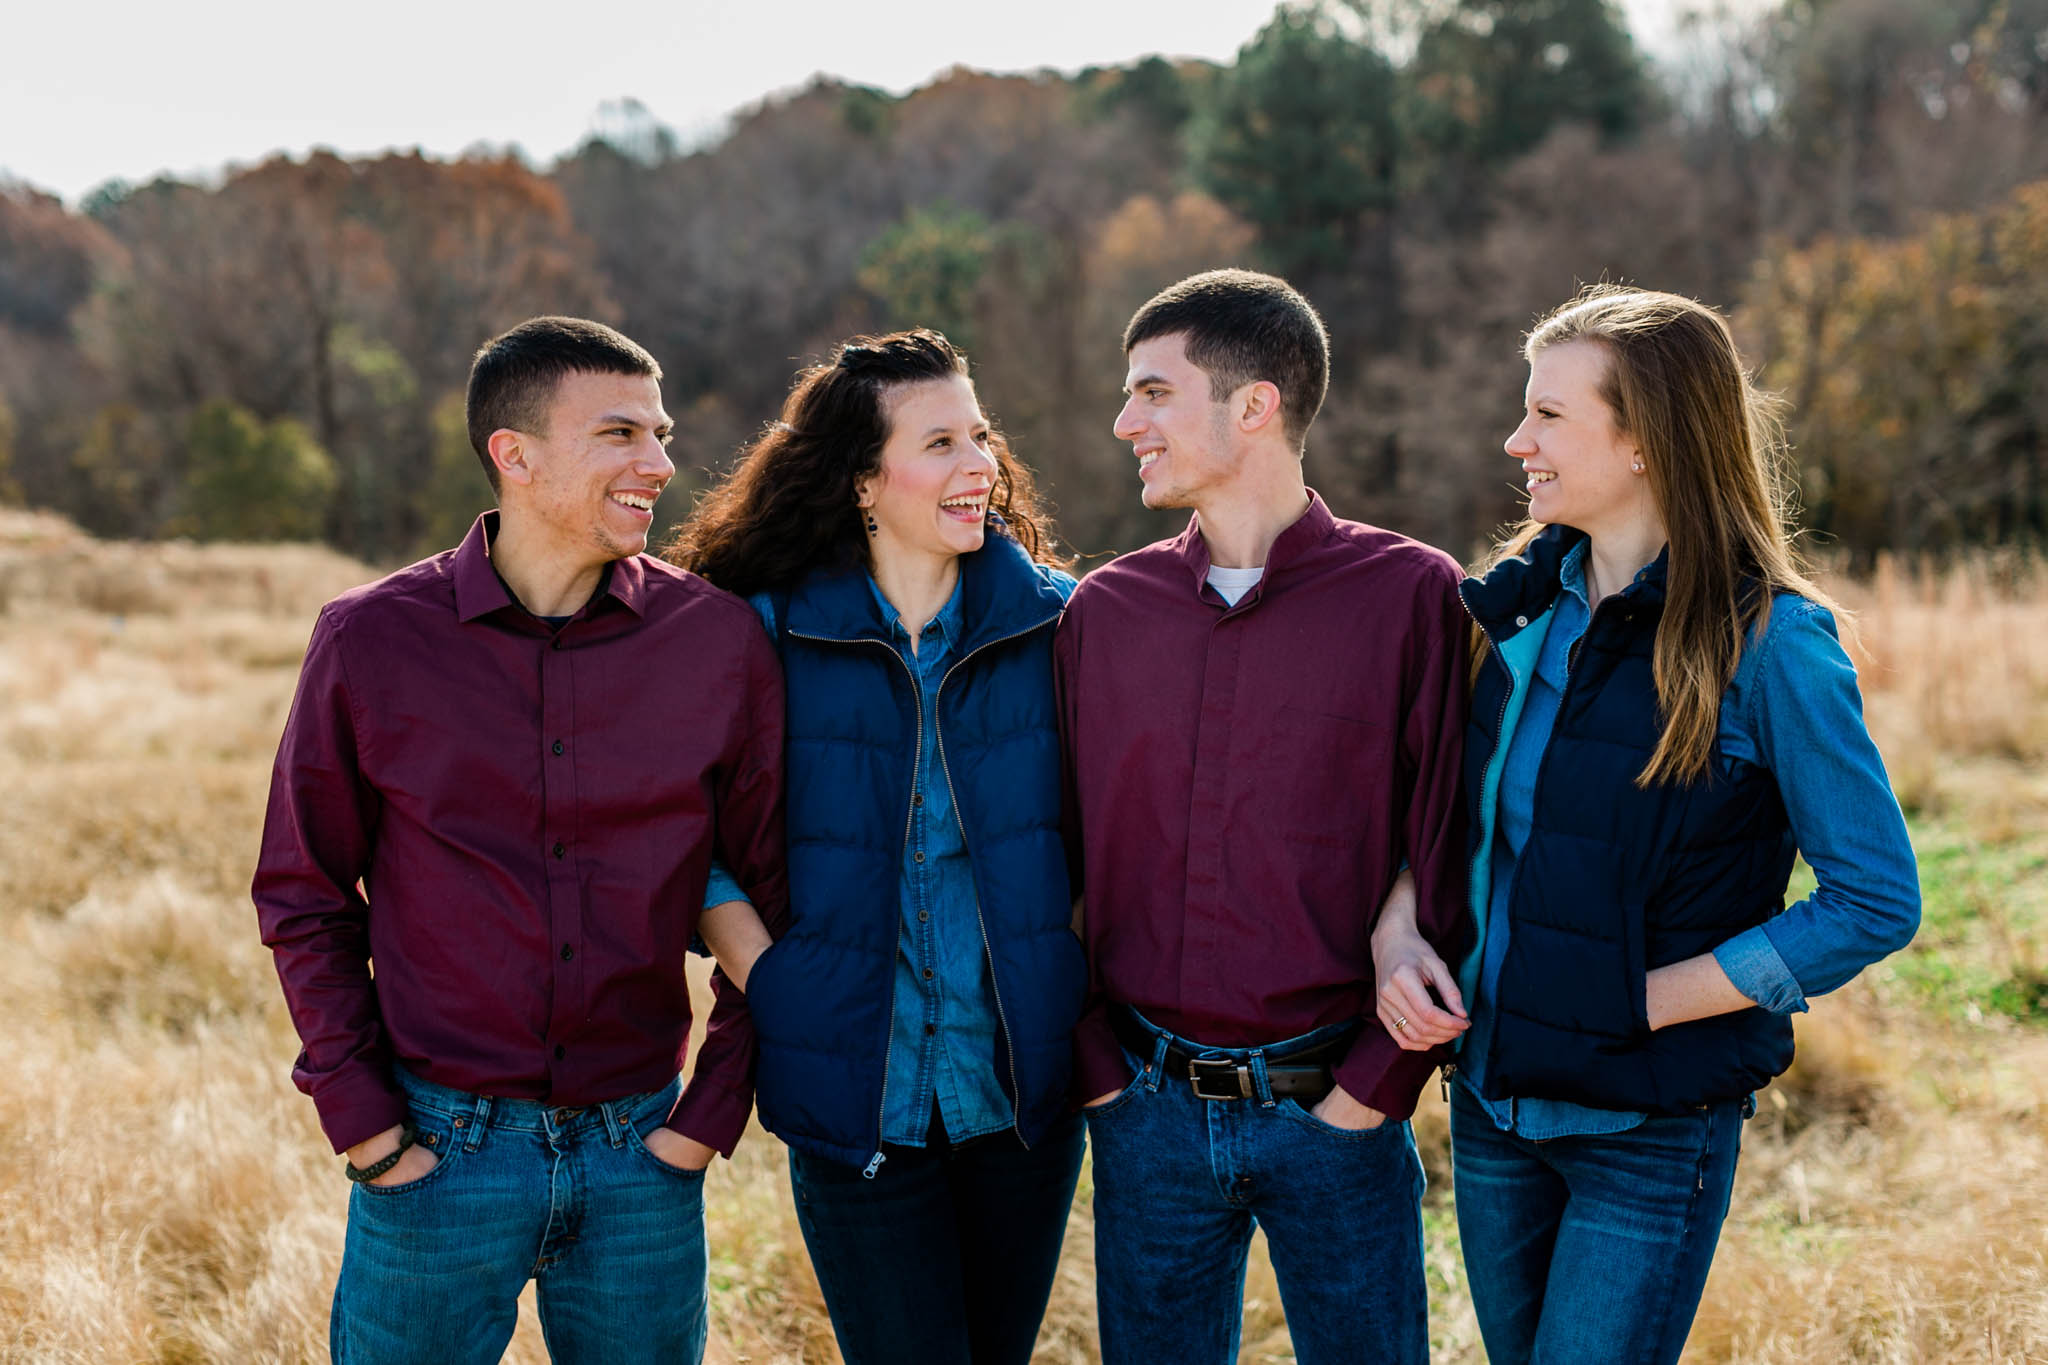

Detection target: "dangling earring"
[864, 509, 878, 536]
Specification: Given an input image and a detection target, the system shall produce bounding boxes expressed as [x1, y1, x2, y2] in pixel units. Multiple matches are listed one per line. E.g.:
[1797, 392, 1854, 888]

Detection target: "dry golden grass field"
[1, 506, 2044, 1363]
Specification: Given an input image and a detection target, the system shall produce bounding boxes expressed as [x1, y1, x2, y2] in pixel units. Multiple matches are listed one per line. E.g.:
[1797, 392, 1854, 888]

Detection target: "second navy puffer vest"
[1461, 526, 1797, 1113]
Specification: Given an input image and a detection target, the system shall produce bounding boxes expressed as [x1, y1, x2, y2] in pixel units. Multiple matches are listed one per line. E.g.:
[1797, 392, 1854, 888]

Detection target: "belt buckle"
[1187, 1055, 1254, 1101]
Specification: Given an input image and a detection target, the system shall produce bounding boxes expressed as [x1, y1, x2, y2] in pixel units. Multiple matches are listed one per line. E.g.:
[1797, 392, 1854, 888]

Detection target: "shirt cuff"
[1073, 1005, 1133, 1103]
[703, 865, 749, 911]
[310, 1071, 411, 1156]
[1333, 1026, 1440, 1122]
[695, 867, 753, 959]
[667, 1080, 751, 1159]
[1714, 926, 1809, 1015]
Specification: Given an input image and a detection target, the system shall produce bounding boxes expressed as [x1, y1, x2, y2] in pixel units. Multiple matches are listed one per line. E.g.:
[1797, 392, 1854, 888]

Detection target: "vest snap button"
[1514, 614, 1529, 628]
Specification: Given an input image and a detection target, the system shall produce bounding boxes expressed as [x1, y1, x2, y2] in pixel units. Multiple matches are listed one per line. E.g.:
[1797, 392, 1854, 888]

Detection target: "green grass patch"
[1826, 816, 2048, 1025]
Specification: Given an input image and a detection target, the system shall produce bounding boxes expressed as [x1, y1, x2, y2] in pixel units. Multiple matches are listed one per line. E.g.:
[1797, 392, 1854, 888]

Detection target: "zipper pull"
[861, 1151, 887, 1180]
[1440, 1063, 1456, 1102]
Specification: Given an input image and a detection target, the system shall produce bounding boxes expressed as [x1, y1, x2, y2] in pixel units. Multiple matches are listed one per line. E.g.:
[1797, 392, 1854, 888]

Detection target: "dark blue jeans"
[330, 1069, 707, 1365]
[1450, 1082, 1747, 1365]
[787, 1112, 1086, 1365]
[1086, 1027, 1428, 1365]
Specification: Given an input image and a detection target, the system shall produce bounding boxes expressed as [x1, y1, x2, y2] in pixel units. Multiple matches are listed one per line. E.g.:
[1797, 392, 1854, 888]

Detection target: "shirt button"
[913, 851, 925, 864]
[553, 740, 565, 756]
[553, 842, 566, 859]
[560, 944, 574, 961]
[922, 967, 935, 980]
[924, 1024, 936, 1036]
[1514, 614, 1529, 628]
[912, 792, 924, 807]
[553, 1044, 566, 1060]
[917, 910, 930, 923]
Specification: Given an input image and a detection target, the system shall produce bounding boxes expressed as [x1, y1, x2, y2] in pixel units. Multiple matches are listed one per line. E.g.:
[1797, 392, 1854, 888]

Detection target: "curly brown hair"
[664, 329, 1064, 598]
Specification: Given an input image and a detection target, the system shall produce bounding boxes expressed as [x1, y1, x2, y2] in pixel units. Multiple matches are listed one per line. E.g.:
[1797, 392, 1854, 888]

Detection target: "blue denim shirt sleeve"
[1711, 596, 1921, 1012]
[703, 861, 749, 910]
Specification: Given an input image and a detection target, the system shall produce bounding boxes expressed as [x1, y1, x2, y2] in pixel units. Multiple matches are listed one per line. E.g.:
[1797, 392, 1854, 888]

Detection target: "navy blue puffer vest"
[1461, 526, 1797, 1113]
[743, 531, 1086, 1169]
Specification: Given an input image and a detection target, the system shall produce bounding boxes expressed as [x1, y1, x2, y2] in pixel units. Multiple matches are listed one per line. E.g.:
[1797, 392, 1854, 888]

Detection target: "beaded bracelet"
[344, 1120, 420, 1183]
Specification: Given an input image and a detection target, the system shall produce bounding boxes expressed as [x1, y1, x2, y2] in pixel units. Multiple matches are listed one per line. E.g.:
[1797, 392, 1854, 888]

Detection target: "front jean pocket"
[1082, 1047, 1155, 1121]
[1276, 1098, 1400, 1142]
[355, 1108, 461, 1197]
[628, 1122, 710, 1183]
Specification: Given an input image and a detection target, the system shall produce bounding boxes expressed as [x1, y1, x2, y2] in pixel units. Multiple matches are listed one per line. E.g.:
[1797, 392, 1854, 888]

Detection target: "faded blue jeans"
[1450, 1082, 1747, 1365]
[1086, 1019, 1428, 1365]
[330, 1068, 708, 1365]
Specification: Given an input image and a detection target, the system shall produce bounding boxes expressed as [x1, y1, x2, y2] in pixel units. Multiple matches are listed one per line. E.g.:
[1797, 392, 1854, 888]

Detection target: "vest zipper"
[934, 612, 1059, 1152]
[1458, 586, 1626, 1093]
[1457, 582, 1515, 1066]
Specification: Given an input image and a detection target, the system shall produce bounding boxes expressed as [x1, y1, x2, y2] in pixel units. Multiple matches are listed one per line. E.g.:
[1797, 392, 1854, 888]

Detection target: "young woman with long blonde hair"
[1375, 286, 1920, 1363]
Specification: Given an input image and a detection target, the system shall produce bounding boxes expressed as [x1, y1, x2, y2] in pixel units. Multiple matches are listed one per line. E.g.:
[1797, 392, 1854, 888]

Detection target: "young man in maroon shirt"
[1058, 271, 1469, 1365]
[253, 317, 782, 1364]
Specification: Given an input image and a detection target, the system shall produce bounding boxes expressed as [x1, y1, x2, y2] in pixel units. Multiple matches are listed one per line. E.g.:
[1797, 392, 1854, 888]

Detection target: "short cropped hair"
[465, 316, 662, 493]
[1122, 269, 1330, 450]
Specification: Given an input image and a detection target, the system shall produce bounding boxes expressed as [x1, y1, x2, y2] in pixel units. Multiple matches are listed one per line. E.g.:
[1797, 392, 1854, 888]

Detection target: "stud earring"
[1631, 460, 1644, 474]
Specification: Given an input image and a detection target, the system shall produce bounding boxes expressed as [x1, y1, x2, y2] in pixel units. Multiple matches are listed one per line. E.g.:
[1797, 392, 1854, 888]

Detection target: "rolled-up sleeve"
[1713, 600, 1920, 1013]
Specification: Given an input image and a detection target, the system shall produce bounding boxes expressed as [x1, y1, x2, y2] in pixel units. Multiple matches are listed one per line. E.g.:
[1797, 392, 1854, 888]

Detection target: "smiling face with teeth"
[502, 368, 676, 571]
[1115, 333, 1247, 513]
[1504, 339, 1650, 541]
[857, 374, 997, 569]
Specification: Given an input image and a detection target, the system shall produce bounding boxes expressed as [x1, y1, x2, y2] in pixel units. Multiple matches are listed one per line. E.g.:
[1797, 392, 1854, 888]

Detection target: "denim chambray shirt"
[1460, 541, 1921, 1139]
[705, 575, 1013, 1147]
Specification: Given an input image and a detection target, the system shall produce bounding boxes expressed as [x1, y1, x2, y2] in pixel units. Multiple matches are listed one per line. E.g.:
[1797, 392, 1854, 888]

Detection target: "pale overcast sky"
[5, 0, 1721, 205]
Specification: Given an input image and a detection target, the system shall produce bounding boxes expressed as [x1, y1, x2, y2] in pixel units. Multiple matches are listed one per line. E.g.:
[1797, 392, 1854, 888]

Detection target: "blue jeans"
[788, 1111, 1086, 1365]
[1450, 1082, 1746, 1365]
[1086, 1021, 1428, 1365]
[330, 1069, 708, 1365]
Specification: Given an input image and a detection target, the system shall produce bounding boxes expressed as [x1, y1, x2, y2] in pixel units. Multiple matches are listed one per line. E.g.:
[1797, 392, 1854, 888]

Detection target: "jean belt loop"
[465, 1094, 491, 1153]
[1145, 1029, 1170, 1093]
[600, 1096, 629, 1149]
[1248, 1049, 1276, 1107]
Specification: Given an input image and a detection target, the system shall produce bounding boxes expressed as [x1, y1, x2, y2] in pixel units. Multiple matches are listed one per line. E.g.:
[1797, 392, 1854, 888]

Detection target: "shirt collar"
[452, 510, 642, 624]
[1558, 539, 1592, 610]
[867, 571, 965, 652]
[453, 512, 511, 623]
[1174, 489, 1335, 598]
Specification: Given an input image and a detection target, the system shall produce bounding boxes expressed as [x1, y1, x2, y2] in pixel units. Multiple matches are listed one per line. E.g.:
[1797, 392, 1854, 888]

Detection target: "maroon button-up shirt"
[1055, 494, 1469, 1119]
[253, 514, 786, 1156]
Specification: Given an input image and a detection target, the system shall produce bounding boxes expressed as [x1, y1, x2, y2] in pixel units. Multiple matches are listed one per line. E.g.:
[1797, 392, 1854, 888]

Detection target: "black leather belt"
[1112, 1010, 1341, 1103]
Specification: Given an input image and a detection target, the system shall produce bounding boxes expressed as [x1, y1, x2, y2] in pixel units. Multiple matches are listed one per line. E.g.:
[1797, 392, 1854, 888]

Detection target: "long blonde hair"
[1477, 285, 1842, 786]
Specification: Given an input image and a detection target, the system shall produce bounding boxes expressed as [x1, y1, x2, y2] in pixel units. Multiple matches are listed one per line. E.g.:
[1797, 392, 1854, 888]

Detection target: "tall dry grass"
[1, 509, 2042, 1362]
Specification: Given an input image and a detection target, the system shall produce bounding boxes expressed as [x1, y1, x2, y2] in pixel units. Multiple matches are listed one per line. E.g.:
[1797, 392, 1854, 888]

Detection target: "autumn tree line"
[2, 0, 2046, 566]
